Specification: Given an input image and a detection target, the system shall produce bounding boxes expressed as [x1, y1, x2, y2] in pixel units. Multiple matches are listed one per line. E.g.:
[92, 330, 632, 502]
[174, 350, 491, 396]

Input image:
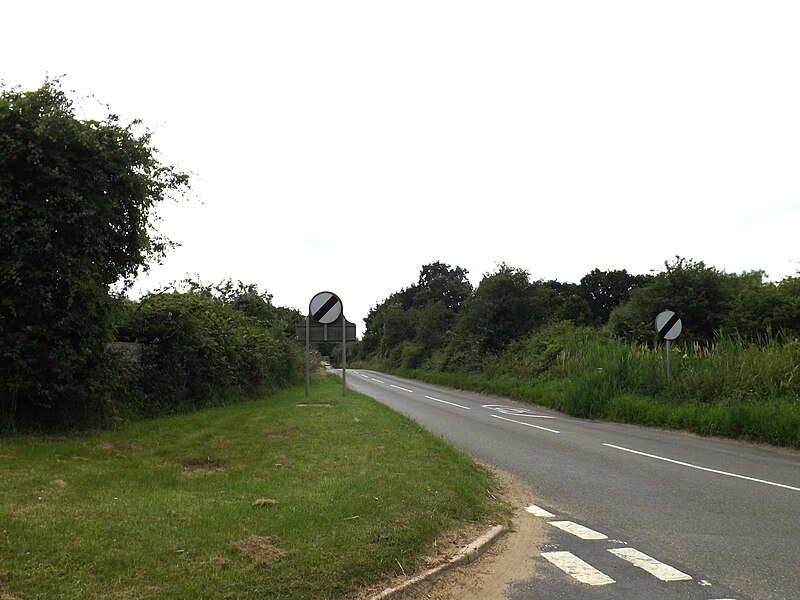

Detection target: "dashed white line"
[548, 520, 608, 540]
[390, 384, 414, 393]
[424, 395, 470, 410]
[608, 547, 692, 581]
[541, 551, 615, 586]
[491, 414, 560, 434]
[603, 443, 800, 492]
[360, 373, 370, 379]
[371, 378, 384, 383]
[525, 504, 555, 518]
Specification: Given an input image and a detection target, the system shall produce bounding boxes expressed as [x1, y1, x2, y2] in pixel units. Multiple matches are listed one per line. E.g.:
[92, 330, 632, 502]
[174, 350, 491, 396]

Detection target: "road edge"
[367, 524, 507, 600]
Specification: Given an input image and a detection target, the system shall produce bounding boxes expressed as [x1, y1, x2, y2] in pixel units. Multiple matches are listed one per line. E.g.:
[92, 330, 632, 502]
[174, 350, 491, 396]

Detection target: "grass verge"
[0, 375, 505, 599]
[379, 366, 800, 449]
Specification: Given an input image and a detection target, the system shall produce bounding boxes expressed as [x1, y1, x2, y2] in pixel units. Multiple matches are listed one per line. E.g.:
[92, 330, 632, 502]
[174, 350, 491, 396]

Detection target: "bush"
[116, 289, 302, 418]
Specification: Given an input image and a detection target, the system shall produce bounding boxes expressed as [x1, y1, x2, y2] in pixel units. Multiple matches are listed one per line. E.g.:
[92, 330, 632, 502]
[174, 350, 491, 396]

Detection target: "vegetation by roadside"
[358, 321, 800, 449]
[0, 376, 506, 600]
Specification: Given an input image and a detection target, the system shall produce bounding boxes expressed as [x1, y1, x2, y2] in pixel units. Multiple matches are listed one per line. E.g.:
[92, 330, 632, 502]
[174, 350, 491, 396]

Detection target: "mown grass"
[371, 323, 800, 449]
[0, 376, 504, 599]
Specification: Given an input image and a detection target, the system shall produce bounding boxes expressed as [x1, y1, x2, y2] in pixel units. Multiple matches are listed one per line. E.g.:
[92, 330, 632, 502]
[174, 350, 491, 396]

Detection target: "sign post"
[302, 292, 353, 398]
[655, 310, 682, 383]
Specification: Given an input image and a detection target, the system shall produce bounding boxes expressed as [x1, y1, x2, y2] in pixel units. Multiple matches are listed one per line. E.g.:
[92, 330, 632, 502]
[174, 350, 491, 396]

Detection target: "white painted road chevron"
[541, 551, 616, 586]
[608, 547, 693, 581]
[548, 520, 608, 540]
[525, 504, 555, 518]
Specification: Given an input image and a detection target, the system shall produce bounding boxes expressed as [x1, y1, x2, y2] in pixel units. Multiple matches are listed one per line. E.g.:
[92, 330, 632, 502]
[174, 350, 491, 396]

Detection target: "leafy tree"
[607, 257, 738, 345]
[723, 274, 800, 341]
[580, 268, 653, 324]
[0, 80, 189, 425]
[413, 261, 472, 312]
[360, 262, 472, 363]
[542, 280, 592, 325]
[457, 263, 548, 353]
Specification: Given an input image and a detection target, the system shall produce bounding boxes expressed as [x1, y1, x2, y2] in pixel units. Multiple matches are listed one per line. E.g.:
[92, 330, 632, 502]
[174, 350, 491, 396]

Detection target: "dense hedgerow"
[109, 285, 303, 422]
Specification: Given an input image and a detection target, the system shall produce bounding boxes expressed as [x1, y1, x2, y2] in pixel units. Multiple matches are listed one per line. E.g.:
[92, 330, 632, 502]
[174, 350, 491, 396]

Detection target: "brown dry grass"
[234, 536, 286, 568]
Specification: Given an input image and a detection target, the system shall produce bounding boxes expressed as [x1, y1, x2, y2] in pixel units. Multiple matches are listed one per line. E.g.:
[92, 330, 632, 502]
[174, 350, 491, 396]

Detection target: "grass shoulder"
[0, 375, 507, 599]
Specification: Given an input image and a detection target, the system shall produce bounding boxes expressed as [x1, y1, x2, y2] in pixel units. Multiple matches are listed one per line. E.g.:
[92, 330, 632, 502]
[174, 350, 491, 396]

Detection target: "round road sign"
[310, 291, 343, 324]
[655, 310, 682, 340]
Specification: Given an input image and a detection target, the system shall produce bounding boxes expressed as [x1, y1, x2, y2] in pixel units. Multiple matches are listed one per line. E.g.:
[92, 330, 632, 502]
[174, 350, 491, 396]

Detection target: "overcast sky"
[4, 1, 799, 330]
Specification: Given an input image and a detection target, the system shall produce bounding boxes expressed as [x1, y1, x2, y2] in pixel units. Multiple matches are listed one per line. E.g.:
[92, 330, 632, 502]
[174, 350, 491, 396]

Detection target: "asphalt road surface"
[343, 369, 800, 600]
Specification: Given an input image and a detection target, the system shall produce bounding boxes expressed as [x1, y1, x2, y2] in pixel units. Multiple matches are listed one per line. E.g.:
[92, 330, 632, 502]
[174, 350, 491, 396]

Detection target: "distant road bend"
[345, 369, 800, 600]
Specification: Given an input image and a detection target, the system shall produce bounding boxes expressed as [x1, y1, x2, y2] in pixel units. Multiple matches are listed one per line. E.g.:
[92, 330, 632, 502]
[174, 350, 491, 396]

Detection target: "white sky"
[4, 1, 799, 331]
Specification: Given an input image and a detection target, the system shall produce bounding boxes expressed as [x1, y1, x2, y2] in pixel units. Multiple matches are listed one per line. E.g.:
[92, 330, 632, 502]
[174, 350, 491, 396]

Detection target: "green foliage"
[723, 275, 800, 340]
[580, 268, 653, 324]
[413, 261, 472, 311]
[608, 257, 741, 345]
[117, 284, 302, 418]
[457, 263, 551, 354]
[362, 261, 471, 364]
[0, 80, 189, 426]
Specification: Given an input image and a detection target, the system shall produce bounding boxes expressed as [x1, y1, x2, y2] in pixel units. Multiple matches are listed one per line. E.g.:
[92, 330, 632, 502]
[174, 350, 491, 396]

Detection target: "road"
[343, 369, 800, 600]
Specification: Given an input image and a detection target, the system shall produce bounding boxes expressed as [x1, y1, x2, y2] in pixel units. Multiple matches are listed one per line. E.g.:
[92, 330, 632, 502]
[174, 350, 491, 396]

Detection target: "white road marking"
[390, 384, 414, 393]
[541, 551, 615, 586]
[371, 378, 385, 383]
[603, 443, 800, 492]
[525, 504, 555, 518]
[548, 521, 608, 540]
[360, 373, 370, 379]
[424, 395, 470, 410]
[482, 404, 557, 418]
[608, 547, 692, 581]
[491, 414, 560, 434]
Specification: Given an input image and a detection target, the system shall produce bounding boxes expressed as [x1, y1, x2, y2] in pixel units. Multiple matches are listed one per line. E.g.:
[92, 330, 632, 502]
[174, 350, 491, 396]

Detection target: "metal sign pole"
[305, 315, 310, 398]
[666, 339, 672, 384]
[341, 312, 347, 397]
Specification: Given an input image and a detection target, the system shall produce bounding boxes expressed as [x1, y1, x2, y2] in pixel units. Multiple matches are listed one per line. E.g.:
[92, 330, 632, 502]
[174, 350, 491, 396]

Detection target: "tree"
[607, 257, 738, 345]
[580, 268, 652, 325]
[413, 261, 472, 312]
[0, 80, 189, 425]
[458, 263, 547, 353]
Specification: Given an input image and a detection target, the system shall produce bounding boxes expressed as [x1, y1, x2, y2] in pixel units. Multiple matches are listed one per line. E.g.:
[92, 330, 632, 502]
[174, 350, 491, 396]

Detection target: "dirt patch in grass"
[253, 498, 278, 508]
[295, 403, 335, 408]
[266, 432, 290, 440]
[50, 479, 68, 490]
[179, 458, 226, 474]
[0, 572, 21, 600]
[98, 441, 143, 452]
[203, 557, 234, 571]
[234, 535, 286, 568]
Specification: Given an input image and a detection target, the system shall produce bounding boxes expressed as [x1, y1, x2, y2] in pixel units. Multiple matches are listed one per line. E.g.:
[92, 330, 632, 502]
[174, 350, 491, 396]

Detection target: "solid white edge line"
[603, 443, 800, 492]
[541, 551, 615, 586]
[389, 384, 414, 393]
[548, 520, 608, 540]
[424, 395, 470, 410]
[491, 414, 560, 434]
[608, 547, 692, 581]
[525, 504, 555, 518]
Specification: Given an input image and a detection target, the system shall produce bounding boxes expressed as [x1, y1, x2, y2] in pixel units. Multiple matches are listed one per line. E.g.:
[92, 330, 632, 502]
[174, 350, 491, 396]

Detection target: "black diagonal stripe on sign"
[313, 294, 340, 322]
[659, 312, 681, 338]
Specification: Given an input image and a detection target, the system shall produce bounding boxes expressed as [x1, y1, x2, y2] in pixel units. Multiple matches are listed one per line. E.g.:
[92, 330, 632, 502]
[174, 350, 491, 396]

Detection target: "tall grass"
[380, 323, 800, 448]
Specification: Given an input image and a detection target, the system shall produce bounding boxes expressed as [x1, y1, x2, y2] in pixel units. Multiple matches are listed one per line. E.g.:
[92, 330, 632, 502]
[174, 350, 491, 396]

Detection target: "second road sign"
[655, 310, 682, 340]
